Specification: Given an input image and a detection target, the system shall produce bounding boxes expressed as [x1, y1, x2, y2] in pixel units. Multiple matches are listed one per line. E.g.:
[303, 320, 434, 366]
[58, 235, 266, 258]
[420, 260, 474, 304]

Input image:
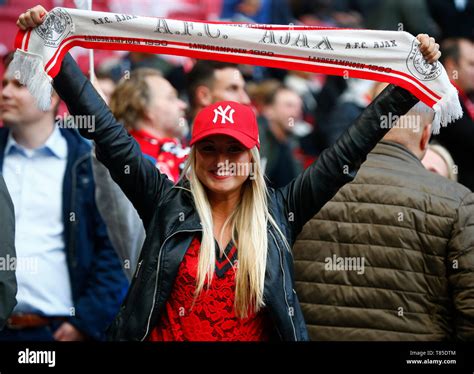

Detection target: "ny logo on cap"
[213, 105, 235, 124]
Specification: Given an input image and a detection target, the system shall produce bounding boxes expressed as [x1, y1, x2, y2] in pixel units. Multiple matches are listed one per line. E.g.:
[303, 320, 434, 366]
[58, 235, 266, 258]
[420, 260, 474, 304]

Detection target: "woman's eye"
[228, 146, 244, 153]
[200, 146, 215, 153]
[11, 80, 24, 88]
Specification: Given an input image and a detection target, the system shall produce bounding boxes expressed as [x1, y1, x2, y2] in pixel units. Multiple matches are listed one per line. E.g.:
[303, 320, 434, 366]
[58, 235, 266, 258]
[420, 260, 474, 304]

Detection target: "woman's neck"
[208, 190, 241, 221]
[208, 190, 241, 252]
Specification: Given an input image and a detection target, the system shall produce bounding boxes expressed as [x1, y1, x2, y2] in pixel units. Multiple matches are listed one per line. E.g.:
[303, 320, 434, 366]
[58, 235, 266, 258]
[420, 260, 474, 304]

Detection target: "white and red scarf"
[7, 7, 463, 133]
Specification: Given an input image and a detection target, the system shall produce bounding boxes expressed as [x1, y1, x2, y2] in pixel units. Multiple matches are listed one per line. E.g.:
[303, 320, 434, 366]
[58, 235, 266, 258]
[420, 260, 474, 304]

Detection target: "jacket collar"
[368, 141, 423, 168]
[157, 179, 202, 233]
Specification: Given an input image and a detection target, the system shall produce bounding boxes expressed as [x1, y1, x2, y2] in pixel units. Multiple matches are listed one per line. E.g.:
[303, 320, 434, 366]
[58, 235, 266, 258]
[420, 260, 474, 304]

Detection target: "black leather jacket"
[53, 53, 419, 341]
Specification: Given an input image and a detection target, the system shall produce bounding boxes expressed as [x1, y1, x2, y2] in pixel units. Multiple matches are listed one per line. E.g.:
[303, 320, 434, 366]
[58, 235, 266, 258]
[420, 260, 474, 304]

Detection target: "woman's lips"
[209, 169, 232, 180]
[1, 104, 16, 112]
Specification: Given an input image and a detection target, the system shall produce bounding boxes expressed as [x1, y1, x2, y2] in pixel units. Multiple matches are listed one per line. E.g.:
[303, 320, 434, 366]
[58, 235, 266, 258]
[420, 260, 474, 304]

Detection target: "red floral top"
[149, 236, 271, 341]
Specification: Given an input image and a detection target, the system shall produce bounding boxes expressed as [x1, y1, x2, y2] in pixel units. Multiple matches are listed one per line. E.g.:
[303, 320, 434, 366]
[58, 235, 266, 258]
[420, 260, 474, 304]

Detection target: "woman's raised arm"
[278, 35, 440, 238]
[17, 5, 174, 227]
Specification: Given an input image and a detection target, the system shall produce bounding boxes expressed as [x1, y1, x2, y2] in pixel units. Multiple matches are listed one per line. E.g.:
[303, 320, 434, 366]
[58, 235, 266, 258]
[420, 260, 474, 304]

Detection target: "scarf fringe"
[431, 84, 464, 134]
[6, 49, 52, 111]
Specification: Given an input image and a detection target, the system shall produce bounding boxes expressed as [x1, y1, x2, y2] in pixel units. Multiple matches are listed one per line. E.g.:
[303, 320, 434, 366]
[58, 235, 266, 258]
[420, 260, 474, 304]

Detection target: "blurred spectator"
[93, 68, 116, 104]
[108, 52, 188, 94]
[292, 0, 368, 28]
[0, 55, 127, 341]
[318, 79, 375, 149]
[312, 78, 386, 155]
[221, 0, 294, 24]
[258, 84, 305, 187]
[110, 68, 189, 180]
[312, 75, 348, 151]
[282, 70, 322, 162]
[294, 103, 474, 340]
[284, 70, 321, 127]
[186, 60, 250, 122]
[433, 38, 474, 191]
[0, 173, 16, 330]
[109, 0, 222, 21]
[247, 78, 282, 114]
[427, 0, 474, 40]
[365, 0, 439, 37]
[92, 68, 189, 278]
[422, 143, 458, 181]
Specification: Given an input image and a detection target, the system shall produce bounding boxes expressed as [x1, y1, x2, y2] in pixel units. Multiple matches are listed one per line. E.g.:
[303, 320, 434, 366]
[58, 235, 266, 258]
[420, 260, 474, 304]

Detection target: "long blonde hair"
[181, 146, 289, 318]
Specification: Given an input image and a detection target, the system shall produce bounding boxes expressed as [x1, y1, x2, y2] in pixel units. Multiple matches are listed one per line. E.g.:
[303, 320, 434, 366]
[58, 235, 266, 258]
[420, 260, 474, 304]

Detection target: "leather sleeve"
[277, 83, 419, 239]
[53, 53, 174, 227]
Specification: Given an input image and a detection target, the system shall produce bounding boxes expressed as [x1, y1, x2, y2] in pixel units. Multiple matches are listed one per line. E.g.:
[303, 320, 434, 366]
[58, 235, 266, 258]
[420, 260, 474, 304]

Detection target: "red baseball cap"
[190, 101, 260, 149]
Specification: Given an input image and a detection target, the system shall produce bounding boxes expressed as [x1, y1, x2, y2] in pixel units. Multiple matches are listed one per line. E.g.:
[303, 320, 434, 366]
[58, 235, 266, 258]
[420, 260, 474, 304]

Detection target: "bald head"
[382, 102, 434, 159]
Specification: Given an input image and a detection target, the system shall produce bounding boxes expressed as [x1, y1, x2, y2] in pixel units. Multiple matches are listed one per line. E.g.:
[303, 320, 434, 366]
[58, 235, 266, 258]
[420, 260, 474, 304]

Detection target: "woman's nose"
[2, 82, 13, 99]
[215, 151, 230, 166]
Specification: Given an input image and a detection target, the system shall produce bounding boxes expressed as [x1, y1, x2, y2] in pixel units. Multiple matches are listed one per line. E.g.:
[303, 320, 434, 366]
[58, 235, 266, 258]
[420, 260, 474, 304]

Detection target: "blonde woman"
[17, 6, 440, 341]
[422, 143, 458, 181]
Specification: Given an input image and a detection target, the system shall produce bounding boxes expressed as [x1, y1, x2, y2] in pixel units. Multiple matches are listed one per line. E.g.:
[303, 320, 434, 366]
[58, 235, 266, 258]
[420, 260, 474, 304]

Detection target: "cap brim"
[190, 127, 258, 149]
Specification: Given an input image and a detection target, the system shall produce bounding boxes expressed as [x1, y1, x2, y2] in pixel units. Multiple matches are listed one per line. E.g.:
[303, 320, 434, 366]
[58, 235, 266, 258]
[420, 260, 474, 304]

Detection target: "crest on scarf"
[406, 39, 441, 81]
[34, 8, 73, 48]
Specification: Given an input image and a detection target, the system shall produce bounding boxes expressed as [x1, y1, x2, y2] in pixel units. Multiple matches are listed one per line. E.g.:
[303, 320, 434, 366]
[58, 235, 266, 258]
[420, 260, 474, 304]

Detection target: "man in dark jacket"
[258, 85, 305, 188]
[0, 58, 128, 341]
[294, 103, 474, 340]
[433, 38, 474, 191]
[186, 60, 251, 124]
[0, 173, 17, 330]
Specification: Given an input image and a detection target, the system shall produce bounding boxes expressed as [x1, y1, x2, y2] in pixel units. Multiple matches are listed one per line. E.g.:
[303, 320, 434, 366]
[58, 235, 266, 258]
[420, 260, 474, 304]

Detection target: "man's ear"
[420, 122, 432, 153]
[195, 85, 212, 107]
[140, 105, 156, 125]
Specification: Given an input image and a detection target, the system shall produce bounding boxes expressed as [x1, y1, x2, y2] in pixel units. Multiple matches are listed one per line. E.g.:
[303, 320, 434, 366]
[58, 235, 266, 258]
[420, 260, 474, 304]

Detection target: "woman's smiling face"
[194, 135, 253, 197]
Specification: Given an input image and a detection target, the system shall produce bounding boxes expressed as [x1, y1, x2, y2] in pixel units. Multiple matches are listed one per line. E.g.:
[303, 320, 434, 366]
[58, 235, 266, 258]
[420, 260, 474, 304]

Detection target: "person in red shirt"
[110, 68, 189, 182]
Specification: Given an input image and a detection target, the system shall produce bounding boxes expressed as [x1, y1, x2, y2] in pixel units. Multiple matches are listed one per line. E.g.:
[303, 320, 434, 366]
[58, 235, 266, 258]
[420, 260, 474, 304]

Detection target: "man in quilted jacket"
[294, 102, 474, 341]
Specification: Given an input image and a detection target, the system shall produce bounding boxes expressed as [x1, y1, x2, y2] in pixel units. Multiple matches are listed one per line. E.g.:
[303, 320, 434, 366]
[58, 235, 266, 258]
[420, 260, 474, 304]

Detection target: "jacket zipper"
[269, 230, 297, 341]
[140, 228, 201, 341]
[134, 260, 143, 279]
